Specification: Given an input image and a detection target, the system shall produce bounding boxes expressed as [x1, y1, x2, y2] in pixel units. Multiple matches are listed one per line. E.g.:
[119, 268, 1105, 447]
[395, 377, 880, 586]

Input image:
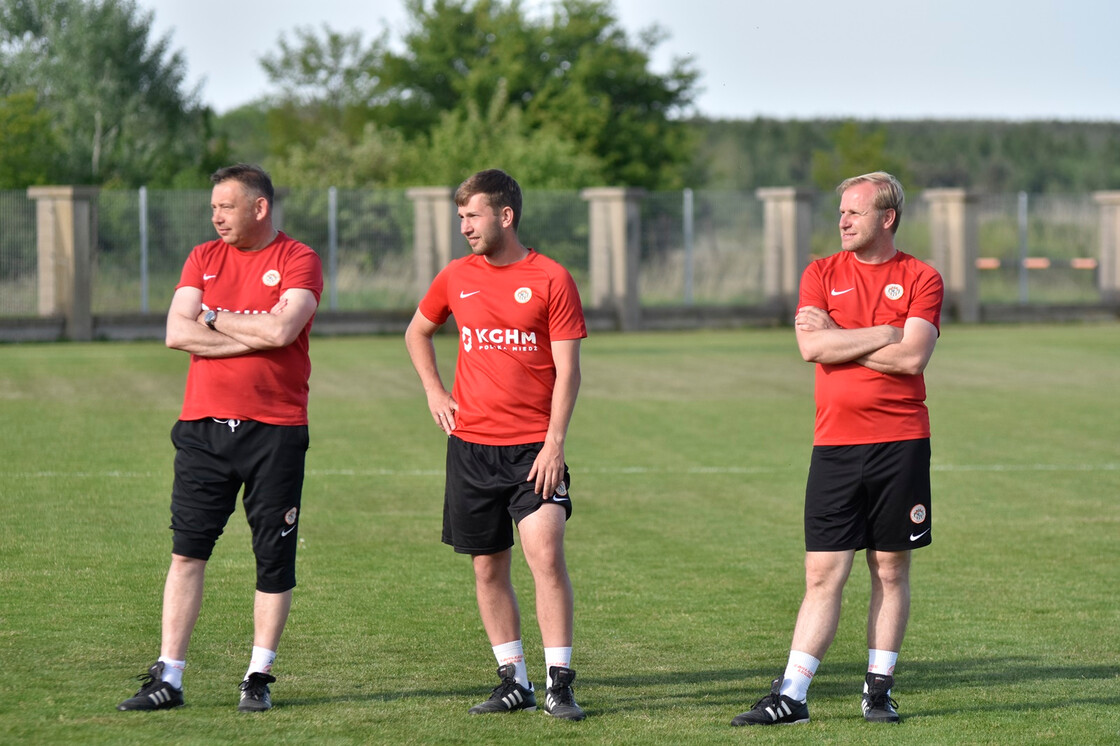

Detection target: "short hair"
[454, 169, 522, 231]
[211, 164, 275, 208]
[837, 171, 905, 233]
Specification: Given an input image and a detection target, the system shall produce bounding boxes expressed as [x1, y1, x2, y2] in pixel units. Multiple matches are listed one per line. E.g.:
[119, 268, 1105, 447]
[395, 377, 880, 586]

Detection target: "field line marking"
[9, 463, 1120, 479]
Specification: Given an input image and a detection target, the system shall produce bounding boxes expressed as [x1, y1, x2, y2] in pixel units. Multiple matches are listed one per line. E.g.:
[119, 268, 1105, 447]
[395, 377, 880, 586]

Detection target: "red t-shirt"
[177, 232, 323, 425]
[418, 250, 587, 445]
[798, 250, 944, 446]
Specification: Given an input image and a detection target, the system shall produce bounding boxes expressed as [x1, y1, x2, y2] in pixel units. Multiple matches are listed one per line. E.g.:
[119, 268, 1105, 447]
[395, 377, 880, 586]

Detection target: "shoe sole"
[731, 716, 809, 726]
[468, 705, 537, 714]
[238, 699, 272, 713]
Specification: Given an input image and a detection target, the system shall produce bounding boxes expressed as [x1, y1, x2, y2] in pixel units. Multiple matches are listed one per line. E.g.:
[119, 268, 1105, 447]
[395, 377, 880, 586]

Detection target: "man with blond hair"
[732, 172, 944, 726]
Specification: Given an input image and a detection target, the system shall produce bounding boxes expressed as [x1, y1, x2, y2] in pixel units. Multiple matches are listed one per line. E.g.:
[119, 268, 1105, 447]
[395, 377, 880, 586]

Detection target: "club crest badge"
[263, 270, 281, 287]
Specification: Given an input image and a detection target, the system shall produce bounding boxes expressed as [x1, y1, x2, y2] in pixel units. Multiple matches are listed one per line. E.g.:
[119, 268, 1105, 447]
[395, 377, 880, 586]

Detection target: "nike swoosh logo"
[281, 525, 297, 537]
[910, 529, 930, 542]
[830, 288, 854, 296]
[204, 274, 217, 281]
[459, 290, 481, 298]
[551, 496, 570, 503]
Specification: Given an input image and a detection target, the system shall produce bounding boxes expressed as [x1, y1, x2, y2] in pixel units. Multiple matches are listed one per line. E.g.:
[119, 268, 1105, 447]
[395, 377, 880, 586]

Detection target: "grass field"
[1, 324, 1118, 745]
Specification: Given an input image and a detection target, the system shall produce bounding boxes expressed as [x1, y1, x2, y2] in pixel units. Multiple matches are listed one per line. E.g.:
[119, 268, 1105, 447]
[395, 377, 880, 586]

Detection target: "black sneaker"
[543, 665, 586, 721]
[731, 678, 810, 726]
[468, 664, 537, 714]
[238, 672, 277, 712]
[862, 672, 900, 723]
[117, 662, 184, 711]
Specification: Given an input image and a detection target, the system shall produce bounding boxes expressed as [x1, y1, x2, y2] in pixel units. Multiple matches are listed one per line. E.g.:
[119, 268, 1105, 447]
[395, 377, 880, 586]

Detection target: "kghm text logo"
[461, 327, 539, 353]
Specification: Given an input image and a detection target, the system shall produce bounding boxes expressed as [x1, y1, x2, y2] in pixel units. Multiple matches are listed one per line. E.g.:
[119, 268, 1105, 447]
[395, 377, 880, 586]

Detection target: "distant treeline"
[690, 118, 1120, 193]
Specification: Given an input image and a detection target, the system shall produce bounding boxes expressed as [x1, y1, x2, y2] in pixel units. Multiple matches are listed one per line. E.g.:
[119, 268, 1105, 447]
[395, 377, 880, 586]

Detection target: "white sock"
[244, 646, 277, 680]
[867, 649, 898, 690]
[158, 657, 186, 690]
[544, 646, 572, 689]
[779, 650, 820, 702]
[492, 640, 529, 689]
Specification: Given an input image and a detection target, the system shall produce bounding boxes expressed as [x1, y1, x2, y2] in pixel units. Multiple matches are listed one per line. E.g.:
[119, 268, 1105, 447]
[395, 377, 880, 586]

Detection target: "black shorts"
[804, 439, 932, 552]
[169, 418, 308, 593]
[442, 436, 573, 555]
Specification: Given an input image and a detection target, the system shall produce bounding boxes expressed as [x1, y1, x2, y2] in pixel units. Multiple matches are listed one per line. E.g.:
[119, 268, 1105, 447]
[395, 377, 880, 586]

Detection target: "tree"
[408, 79, 603, 188]
[0, 0, 216, 186]
[0, 90, 59, 187]
[810, 122, 910, 193]
[258, 24, 390, 154]
[254, 0, 700, 189]
[382, 0, 699, 188]
[268, 123, 415, 189]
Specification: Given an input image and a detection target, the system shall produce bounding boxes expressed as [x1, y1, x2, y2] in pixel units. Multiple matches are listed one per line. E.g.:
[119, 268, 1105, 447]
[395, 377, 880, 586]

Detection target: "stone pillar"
[755, 187, 814, 314]
[27, 186, 99, 341]
[407, 187, 456, 298]
[1092, 191, 1120, 306]
[581, 187, 645, 331]
[924, 188, 980, 323]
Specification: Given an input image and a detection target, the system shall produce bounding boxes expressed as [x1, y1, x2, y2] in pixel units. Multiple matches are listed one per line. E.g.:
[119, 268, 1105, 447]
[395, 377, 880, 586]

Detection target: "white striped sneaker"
[543, 666, 586, 721]
[238, 672, 277, 712]
[117, 662, 185, 711]
[468, 664, 537, 714]
[731, 678, 810, 726]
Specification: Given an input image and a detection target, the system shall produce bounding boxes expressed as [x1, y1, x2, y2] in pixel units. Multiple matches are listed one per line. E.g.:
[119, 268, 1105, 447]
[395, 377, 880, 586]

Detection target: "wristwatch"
[203, 309, 218, 330]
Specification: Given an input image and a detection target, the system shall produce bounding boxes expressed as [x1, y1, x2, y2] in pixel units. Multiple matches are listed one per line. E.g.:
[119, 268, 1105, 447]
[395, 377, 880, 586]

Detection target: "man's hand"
[528, 441, 566, 499]
[427, 389, 459, 435]
[795, 305, 842, 332]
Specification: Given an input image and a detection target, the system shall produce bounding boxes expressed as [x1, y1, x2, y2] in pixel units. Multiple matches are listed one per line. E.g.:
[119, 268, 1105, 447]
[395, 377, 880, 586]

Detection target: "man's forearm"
[798, 325, 901, 365]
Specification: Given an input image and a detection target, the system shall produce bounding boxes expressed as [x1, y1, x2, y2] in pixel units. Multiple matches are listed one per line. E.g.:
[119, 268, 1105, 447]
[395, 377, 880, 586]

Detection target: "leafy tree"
[407, 79, 603, 188]
[254, 0, 699, 189]
[260, 25, 388, 114]
[259, 25, 389, 154]
[810, 121, 910, 192]
[213, 102, 280, 167]
[0, 0, 215, 186]
[268, 123, 415, 189]
[382, 0, 699, 188]
[0, 90, 59, 187]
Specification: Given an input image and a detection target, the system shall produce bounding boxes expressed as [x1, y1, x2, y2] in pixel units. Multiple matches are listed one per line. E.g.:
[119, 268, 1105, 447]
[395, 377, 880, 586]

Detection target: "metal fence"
[0, 187, 1105, 318]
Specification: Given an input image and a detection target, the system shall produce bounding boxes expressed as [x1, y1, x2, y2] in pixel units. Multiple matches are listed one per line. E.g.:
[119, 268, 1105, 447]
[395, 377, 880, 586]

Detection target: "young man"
[117, 164, 322, 713]
[732, 172, 943, 726]
[405, 169, 588, 720]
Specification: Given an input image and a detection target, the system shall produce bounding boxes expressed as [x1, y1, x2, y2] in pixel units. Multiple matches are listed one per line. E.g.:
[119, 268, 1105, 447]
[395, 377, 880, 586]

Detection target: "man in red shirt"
[733, 172, 943, 727]
[118, 164, 322, 713]
[405, 169, 588, 720]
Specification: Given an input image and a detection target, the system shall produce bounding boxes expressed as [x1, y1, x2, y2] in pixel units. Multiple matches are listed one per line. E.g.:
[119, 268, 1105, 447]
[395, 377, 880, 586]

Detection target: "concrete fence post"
[755, 187, 815, 315]
[27, 186, 99, 341]
[1092, 191, 1120, 306]
[407, 187, 457, 299]
[581, 187, 645, 331]
[924, 188, 980, 323]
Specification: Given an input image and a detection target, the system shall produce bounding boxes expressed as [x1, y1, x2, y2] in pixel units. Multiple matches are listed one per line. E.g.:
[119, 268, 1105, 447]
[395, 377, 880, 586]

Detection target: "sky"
[142, 0, 1120, 122]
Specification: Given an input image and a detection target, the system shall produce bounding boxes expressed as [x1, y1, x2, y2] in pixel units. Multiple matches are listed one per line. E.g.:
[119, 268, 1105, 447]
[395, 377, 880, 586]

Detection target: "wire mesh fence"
[0, 187, 1108, 319]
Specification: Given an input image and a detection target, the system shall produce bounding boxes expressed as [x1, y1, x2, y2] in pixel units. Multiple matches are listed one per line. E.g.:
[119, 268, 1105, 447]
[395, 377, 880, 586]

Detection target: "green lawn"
[1, 324, 1118, 744]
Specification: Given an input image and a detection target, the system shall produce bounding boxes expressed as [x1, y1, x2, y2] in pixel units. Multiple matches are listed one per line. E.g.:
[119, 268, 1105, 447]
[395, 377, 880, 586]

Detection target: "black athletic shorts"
[804, 439, 932, 552]
[169, 418, 309, 593]
[442, 435, 572, 555]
